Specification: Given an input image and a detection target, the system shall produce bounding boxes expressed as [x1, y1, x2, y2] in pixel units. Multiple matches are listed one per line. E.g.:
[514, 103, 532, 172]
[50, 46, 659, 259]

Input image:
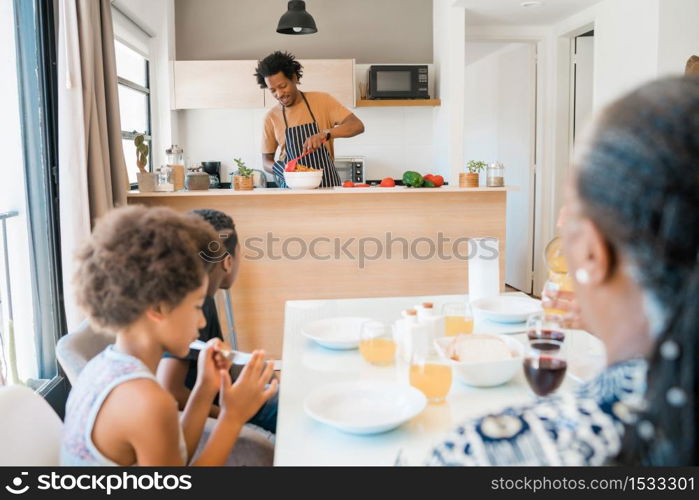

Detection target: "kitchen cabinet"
[172, 59, 355, 110]
[264, 59, 355, 109]
[172, 60, 264, 109]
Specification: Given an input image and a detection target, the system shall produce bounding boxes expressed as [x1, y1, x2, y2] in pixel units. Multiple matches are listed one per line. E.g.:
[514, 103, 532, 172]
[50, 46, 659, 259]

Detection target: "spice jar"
[166, 145, 185, 191]
[486, 162, 505, 187]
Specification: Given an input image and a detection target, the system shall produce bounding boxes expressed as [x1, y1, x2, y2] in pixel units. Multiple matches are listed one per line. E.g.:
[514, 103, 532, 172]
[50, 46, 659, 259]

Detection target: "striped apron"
[271, 92, 341, 188]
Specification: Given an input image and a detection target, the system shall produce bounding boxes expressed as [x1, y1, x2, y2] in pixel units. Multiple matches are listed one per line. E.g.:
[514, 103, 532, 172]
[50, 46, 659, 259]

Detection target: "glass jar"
[155, 164, 174, 192]
[486, 162, 505, 187]
[165, 144, 184, 166]
[166, 145, 185, 191]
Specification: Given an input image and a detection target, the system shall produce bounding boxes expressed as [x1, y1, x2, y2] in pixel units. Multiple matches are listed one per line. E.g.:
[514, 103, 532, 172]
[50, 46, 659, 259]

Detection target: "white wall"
[433, 0, 466, 183]
[657, 0, 699, 77]
[464, 43, 506, 180]
[176, 106, 435, 182]
[593, 0, 660, 110]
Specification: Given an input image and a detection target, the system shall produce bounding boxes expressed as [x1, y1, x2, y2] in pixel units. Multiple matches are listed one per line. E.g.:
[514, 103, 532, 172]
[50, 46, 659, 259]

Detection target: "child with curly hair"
[60, 206, 277, 465]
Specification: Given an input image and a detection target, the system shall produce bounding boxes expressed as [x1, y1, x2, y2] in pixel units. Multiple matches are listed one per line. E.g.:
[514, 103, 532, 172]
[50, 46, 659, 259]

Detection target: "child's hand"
[194, 338, 232, 397]
[218, 350, 278, 426]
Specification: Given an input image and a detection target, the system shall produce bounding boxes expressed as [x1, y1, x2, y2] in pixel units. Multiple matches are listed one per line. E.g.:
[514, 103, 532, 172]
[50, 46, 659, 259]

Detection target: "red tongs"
[284, 138, 327, 172]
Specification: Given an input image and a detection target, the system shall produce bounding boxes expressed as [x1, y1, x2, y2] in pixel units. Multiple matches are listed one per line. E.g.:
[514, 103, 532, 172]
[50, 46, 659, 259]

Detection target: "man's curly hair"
[254, 51, 303, 89]
[73, 206, 220, 332]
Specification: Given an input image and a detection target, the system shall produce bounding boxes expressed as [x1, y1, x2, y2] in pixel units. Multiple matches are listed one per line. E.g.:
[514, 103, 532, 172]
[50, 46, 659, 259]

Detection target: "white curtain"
[57, 0, 129, 331]
[58, 0, 89, 331]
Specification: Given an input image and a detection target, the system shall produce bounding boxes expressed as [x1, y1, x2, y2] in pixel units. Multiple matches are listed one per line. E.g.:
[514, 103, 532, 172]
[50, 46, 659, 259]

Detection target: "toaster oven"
[334, 156, 365, 183]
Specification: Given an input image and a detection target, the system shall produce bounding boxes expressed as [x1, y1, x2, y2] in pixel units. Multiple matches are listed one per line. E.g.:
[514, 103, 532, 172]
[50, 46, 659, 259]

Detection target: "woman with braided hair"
[425, 75, 698, 466]
[566, 75, 699, 465]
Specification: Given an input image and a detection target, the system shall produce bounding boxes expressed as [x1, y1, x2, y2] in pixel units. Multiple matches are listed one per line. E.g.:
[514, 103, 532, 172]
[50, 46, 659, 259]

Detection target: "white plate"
[304, 380, 427, 435]
[301, 316, 372, 350]
[471, 296, 542, 324]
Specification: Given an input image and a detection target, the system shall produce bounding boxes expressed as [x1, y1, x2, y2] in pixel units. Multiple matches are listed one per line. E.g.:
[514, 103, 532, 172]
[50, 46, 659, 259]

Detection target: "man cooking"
[255, 51, 365, 187]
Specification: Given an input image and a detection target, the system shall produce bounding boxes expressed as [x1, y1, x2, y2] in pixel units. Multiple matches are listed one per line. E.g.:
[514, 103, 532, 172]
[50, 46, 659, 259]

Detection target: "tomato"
[379, 177, 396, 187]
[423, 174, 435, 182]
[342, 181, 355, 188]
[432, 175, 444, 187]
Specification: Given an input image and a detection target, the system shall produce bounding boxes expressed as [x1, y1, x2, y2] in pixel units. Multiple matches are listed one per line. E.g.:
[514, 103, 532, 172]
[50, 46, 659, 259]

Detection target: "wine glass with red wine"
[523, 339, 567, 397]
[526, 312, 565, 348]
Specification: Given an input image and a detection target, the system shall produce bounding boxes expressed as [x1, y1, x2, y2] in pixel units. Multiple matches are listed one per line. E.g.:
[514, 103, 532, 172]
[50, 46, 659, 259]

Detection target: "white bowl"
[304, 380, 426, 435]
[471, 295, 542, 324]
[284, 170, 323, 189]
[301, 316, 372, 350]
[434, 334, 524, 387]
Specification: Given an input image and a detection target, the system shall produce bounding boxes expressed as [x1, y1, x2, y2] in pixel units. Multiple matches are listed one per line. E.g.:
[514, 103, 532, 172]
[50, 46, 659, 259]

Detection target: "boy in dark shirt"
[157, 209, 277, 433]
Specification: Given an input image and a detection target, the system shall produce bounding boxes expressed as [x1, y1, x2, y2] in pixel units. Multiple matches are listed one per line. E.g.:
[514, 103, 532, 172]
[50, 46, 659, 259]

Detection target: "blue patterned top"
[424, 359, 647, 466]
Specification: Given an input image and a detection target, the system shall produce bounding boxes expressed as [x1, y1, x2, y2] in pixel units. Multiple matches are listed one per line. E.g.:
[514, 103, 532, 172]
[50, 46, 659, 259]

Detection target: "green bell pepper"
[402, 171, 424, 187]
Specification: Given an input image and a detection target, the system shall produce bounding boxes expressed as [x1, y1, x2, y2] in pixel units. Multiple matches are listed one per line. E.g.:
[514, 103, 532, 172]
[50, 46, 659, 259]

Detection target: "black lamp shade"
[277, 1, 317, 35]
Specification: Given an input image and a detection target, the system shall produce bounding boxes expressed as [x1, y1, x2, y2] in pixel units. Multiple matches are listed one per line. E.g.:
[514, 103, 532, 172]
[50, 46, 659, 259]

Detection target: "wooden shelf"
[355, 98, 441, 107]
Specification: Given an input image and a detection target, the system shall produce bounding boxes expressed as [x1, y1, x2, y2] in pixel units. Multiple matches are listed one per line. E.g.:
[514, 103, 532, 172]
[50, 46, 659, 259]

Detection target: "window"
[1, 0, 66, 411]
[115, 39, 152, 185]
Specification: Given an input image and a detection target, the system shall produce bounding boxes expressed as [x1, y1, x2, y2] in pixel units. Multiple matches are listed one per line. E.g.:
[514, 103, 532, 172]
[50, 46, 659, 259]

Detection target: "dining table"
[273, 292, 606, 466]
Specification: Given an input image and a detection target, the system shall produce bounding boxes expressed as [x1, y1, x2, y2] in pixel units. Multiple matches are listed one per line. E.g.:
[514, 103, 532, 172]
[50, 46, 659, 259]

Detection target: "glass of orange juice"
[542, 236, 575, 317]
[442, 302, 474, 336]
[359, 321, 396, 366]
[409, 349, 452, 403]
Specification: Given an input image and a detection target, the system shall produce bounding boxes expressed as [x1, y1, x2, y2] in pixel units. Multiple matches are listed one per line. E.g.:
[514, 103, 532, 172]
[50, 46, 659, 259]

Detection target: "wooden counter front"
[127, 187, 511, 358]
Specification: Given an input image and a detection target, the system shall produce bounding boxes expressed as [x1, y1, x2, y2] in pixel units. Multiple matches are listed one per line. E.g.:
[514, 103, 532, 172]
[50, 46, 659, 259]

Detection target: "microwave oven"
[367, 65, 429, 99]
[334, 156, 365, 183]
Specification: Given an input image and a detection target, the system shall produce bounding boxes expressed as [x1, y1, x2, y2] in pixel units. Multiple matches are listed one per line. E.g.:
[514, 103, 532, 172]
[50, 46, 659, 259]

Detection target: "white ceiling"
[455, 0, 601, 26]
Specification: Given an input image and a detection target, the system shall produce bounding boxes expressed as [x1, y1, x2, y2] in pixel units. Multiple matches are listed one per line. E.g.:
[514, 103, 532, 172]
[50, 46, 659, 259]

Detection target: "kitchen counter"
[127, 186, 512, 358]
[127, 186, 516, 197]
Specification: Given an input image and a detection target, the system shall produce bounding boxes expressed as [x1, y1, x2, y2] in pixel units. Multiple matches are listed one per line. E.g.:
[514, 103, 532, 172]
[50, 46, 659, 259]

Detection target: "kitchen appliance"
[185, 169, 210, 190]
[334, 156, 365, 183]
[201, 161, 221, 187]
[368, 65, 429, 100]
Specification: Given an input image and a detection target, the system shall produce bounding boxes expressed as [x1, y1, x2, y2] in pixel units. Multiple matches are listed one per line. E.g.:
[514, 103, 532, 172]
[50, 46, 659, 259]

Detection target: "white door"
[501, 44, 536, 293]
[464, 43, 536, 293]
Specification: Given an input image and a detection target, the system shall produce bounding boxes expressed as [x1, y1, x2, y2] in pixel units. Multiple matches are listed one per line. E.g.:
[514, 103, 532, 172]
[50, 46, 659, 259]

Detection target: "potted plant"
[232, 158, 254, 190]
[461, 160, 486, 188]
[134, 133, 156, 192]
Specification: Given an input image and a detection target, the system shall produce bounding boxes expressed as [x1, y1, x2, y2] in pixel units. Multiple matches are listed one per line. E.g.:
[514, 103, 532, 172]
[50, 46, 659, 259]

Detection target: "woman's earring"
[575, 268, 591, 284]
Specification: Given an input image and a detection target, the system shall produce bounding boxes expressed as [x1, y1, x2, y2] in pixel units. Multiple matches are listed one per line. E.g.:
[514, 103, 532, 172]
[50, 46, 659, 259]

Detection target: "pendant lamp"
[276, 1, 317, 35]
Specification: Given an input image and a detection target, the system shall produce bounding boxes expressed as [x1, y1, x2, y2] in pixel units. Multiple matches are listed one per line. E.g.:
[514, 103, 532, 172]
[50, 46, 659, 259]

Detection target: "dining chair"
[0, 384, 62, 465]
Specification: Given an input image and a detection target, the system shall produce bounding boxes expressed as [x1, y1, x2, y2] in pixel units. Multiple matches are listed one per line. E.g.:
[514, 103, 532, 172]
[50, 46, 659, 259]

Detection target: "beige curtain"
[75, 0, 129, 216]
[58, 0, 129, 330]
